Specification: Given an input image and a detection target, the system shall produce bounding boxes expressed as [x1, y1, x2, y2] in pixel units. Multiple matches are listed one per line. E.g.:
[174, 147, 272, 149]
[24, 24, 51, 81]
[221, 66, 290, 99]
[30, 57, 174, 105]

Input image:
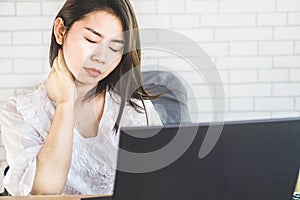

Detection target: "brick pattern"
[0, 0, 299, 167]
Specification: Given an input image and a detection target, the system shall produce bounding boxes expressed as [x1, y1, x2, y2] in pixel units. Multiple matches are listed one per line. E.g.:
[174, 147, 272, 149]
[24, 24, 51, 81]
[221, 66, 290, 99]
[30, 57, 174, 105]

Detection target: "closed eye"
[109, 47, 119, 52]
[85, 37, 97, 44]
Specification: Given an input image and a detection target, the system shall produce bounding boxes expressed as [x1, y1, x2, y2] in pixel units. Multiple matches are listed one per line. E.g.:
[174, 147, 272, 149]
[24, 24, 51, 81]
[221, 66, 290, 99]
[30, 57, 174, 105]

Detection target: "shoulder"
[125, 97, 162, 127]
[105, 90, 162, 127]
[0, 82, 54, 139]
[0, 85, 38, 120]
[1, 82, 50, 117]
[142, 99, 163, 126]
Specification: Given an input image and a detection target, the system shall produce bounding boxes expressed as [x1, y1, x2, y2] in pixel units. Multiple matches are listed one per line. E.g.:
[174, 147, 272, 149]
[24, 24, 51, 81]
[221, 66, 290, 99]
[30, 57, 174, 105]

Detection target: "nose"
[91, 45, 106, 64]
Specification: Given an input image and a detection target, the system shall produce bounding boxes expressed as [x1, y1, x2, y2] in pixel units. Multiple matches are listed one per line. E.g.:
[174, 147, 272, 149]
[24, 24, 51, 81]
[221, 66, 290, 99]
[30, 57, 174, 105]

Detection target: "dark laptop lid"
[112, 118, 300, 200]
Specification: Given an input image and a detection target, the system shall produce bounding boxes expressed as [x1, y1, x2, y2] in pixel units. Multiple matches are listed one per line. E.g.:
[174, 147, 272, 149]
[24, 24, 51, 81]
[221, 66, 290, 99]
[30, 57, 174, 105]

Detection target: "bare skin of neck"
[73, 81, 105, 138]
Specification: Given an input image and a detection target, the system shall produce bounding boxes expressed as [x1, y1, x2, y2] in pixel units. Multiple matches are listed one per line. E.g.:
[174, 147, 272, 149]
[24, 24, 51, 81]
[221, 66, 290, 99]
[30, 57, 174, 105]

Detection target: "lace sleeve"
[0, 98, 43, 196]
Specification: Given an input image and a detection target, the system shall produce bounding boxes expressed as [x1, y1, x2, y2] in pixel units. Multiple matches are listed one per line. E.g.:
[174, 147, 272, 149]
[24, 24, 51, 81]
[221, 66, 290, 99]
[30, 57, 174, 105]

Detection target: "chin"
[75, 76, 100, 86]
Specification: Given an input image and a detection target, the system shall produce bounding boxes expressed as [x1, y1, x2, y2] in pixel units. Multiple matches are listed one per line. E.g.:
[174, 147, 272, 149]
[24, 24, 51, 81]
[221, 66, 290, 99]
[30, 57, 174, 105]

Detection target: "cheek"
[102, 55, 122, 77]
[63, 37, 92, 77]
[108, 55, 122, 71]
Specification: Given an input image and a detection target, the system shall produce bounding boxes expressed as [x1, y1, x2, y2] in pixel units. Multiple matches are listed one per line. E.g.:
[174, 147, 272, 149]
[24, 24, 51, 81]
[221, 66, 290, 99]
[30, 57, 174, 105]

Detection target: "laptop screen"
[113, 118, 300, 200]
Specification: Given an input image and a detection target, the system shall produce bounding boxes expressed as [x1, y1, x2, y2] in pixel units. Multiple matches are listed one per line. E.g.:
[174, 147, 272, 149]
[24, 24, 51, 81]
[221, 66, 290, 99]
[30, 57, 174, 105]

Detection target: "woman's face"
[61, 11, 124, 85]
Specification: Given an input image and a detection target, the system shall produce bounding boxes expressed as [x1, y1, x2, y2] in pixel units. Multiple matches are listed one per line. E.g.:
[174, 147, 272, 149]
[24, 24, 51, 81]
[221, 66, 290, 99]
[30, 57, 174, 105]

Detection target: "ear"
[53, 17, 66, 45]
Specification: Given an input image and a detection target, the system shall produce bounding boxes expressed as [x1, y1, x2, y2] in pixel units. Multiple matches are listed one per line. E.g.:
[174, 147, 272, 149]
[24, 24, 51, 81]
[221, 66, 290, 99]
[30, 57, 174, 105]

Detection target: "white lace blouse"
[0, 82, 162, 196]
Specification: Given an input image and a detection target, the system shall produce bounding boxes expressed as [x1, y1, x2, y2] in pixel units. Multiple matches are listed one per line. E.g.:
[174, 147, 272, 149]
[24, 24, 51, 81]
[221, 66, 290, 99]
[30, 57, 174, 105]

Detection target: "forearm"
[31, 102, 74, 195]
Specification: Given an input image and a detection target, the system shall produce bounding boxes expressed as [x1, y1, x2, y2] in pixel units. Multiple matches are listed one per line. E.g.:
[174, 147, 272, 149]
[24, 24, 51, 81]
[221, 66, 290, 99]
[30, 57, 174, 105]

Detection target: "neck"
[75, 80, 97, 102]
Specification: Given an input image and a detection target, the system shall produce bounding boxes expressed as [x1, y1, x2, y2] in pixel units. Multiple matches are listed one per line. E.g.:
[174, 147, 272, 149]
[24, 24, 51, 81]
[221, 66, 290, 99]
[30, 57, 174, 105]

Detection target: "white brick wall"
[259, 41, 294, 55]
[186, 0, 218, 13]
[0, 32, 12, 45]
[258, 13, 287, 26]
[138, 15, 170, 28]
[230, 98, 253, 111]
[171, 15, 200, 28]
[275, 27, 300, 40]
[229, 42, 258, 56]
[0, 2, 15, 16]
[13, 31, 42, 45]
[0, 46, 49, 58]
[176, 29, 214, 42]
[288, 13, 300, 25]
[259, 69, 289, 82]
[0, 74, 47, 88]
[215, 28, 273, 41]
[157, 0, 185, 14]
[255, 98, 294, 111]
[0, 0, 300, 175]
[221, 84, 272, 97]
[201, 14, 256, 27]
[277, 0, 300, 12]
[273, 83, 300, 96]
[219, 0, 276, 13]
[229, 70, 258, 83]
[274, 56, 300, 67]
[290, 69, 300, 81]
[16, 2, 41, 16]
[0, 59, 13, 73]
[14, 59, 44, 73]
[296, 42, 300, 54]
[216, 57, 273, 69]
[296, 98, 300, 110]
[41, 2, 64, 16]
[0, 17, 53, 31]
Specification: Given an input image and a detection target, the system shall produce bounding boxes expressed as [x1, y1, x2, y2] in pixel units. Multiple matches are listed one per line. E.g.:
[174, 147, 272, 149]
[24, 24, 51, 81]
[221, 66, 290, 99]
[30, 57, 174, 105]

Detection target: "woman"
[0, 0, 161, 196]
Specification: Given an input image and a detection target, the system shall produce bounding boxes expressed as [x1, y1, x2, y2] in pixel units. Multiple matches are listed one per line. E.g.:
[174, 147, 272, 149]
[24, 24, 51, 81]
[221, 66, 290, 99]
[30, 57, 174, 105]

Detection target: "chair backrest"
[0, 166, 10, 196]
[142, 71, 191, 125]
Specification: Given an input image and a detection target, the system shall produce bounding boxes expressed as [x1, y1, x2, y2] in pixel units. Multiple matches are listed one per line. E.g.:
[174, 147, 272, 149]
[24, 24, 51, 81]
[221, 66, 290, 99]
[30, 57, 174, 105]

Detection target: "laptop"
[83, 117, 300, 200]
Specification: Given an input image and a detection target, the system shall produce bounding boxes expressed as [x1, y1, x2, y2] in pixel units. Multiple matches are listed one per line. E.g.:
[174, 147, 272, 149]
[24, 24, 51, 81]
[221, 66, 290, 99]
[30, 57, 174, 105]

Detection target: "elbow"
[30, 188, 63, 195]
[30, 180, 64, 195]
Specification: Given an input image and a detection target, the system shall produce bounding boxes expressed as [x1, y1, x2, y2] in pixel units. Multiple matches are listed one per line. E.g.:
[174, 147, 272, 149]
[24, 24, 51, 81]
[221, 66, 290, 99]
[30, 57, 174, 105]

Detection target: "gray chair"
[142, 71, 191, 125]
[0, 166, 10, 196]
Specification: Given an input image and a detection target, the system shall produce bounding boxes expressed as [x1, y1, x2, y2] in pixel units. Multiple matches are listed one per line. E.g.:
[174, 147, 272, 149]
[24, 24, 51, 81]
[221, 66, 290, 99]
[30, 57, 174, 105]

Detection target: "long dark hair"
[49, 0, 159, 132]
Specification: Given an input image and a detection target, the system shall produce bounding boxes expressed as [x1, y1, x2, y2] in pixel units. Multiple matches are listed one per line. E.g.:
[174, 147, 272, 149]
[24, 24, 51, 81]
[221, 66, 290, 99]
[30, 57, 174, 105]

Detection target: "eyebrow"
[111, 39, 124, 44]
[85, 27, 102, 37]
[85, 27, 124, 44]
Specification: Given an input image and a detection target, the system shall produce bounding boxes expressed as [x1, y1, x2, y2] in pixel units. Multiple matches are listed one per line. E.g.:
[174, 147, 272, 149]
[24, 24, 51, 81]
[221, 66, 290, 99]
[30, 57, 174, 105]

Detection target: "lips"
[84, 67, 101, 77]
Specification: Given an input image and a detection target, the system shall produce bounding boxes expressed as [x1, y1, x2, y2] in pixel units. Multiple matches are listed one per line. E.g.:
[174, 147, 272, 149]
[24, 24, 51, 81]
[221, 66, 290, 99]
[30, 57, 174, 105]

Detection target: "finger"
[48, 62, 56, 80]
[58, 49, 67, 72]
[52, 57, 60, 72]
[57, 50, 64, 71]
